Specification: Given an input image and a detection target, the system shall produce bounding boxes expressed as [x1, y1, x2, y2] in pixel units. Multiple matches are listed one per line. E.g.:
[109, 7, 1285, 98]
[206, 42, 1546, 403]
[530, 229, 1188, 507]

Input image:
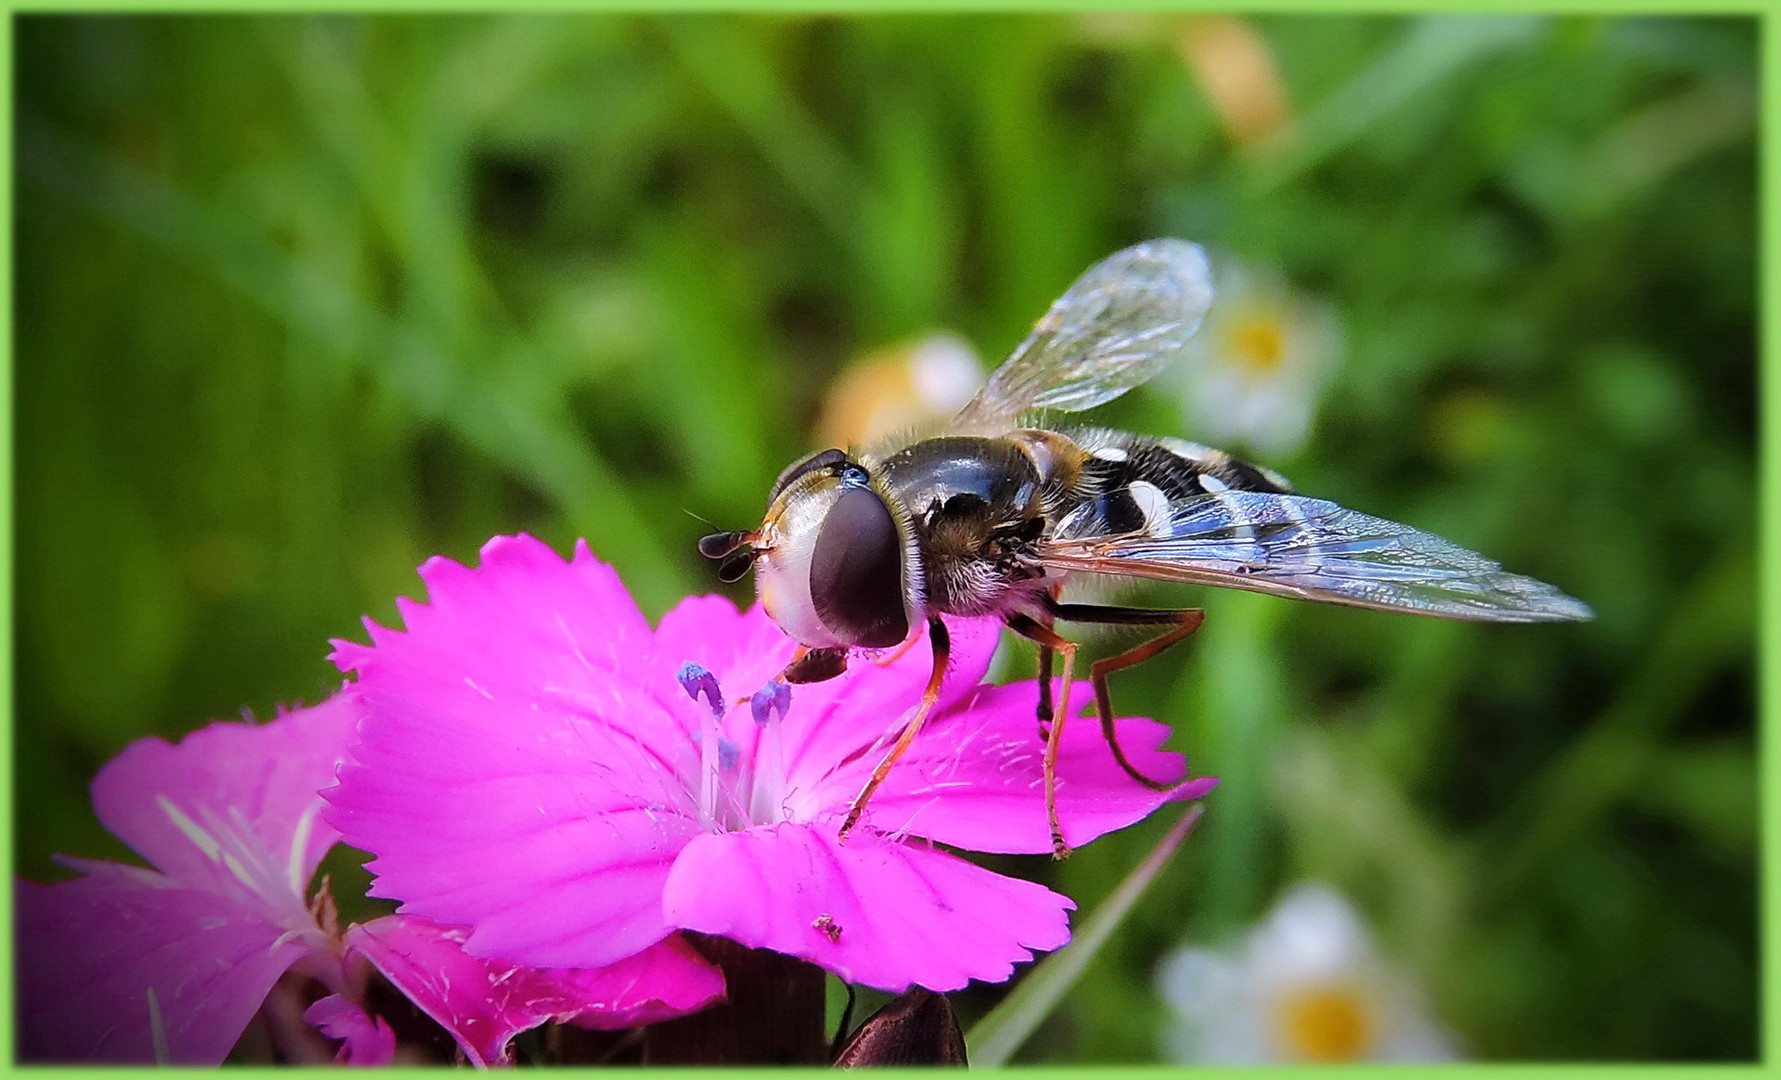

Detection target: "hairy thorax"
[870, 435, 1052, 616]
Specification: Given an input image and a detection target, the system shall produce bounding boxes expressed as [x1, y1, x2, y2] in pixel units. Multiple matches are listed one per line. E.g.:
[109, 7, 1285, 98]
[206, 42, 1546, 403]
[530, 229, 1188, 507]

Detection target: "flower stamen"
[678, 662, 727, 829]
[749, 680, 792, 823]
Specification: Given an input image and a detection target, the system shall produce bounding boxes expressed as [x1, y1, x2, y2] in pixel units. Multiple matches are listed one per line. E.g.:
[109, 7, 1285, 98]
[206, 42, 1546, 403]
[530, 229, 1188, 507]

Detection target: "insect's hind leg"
[1033, 582, 1065, 740]
[1044, 599, 1206, 792]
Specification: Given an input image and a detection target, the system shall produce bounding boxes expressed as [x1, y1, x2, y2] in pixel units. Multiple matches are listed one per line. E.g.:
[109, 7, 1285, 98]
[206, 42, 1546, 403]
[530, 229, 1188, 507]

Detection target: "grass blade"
[966, 803, 1206, 1067]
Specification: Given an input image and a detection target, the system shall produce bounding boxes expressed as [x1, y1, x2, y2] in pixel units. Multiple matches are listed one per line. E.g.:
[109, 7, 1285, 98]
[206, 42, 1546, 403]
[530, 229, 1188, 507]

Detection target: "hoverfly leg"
[838, 618, 950, 842]
[782, 646, 850, 685]
[1044, 599, 1207, 791]
[1034, 583, 1064, 740]
[871, 633, 922, 668]
[1005, 613, 1078, 860]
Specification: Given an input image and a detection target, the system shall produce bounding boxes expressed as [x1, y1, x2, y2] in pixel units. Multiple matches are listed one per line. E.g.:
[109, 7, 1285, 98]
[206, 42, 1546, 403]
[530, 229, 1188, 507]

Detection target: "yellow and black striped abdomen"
[1048, 427, 1293, 543]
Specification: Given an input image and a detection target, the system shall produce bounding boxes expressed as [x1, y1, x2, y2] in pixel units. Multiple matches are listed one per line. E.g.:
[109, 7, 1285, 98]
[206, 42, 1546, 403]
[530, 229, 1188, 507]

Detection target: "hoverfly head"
[745, 448, 921, 651]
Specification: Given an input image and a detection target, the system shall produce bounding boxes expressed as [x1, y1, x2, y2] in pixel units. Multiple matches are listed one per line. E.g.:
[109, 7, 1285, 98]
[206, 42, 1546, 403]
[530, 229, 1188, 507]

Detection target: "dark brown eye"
[810, 486, 909, 648]
[770, 448, 849, 501]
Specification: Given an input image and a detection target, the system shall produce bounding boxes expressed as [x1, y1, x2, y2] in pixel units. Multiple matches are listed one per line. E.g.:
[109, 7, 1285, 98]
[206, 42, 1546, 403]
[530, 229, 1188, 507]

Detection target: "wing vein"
[1038, 491, 1592, 623]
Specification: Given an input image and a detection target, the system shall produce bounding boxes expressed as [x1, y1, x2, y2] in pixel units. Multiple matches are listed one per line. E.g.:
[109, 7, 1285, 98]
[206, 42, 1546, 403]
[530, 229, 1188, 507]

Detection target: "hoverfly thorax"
[711, 449, 924, 651]
[872, 435, 1053, 617]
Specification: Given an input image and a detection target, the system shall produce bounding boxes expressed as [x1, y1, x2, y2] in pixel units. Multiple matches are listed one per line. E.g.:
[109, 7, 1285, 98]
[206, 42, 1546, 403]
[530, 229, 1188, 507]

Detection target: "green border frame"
[1760, 6, 1774, 1072]
[0, 2, 1771, 12]
[0, 2, 1767, 1073]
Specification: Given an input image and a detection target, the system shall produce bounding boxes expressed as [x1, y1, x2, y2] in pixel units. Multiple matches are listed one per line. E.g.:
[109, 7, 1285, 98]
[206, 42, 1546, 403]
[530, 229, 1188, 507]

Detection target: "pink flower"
[16, 695, 722, 1066]
[345, 915, 722, 1066]
[325, 535, 1213, 993]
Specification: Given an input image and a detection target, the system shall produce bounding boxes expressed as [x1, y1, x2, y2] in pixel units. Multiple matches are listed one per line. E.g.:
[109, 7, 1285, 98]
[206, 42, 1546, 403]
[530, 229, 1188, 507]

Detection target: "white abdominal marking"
[1128, 481, 1173, 535]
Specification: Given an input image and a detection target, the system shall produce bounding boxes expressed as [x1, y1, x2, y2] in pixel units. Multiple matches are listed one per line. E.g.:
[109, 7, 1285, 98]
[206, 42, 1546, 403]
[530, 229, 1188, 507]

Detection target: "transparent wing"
[951, 239, 1214, 434]
[1038, 489, 1594, 623]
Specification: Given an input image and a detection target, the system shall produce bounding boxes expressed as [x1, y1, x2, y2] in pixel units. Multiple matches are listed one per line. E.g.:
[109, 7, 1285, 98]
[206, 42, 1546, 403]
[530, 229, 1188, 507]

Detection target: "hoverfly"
[700, 239, 1591, 859]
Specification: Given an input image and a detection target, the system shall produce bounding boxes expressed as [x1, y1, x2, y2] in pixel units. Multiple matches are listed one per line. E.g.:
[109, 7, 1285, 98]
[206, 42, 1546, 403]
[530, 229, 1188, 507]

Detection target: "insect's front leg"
[780, 646, 849, 684]
[838, 618, 950, 841]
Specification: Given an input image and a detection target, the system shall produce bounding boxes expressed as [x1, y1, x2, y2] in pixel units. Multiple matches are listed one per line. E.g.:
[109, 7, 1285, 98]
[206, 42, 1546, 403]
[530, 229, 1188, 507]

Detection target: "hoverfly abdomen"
[1153, 436, 1294, 495]
[1050, 429, 1292, 543]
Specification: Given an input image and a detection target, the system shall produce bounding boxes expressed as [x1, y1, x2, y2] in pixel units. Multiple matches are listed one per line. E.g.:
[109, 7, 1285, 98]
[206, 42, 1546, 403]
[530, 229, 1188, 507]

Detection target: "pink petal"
[557, 934, 727, 1031]
[649, 603, 1004, 781]
[325, 542, 721, 969]
[864, 683, 1218, 854]
[762, 615, 1005, 802]
[89, 695, 357, 906]
[329, 542, 1009, 974]
[16, 871, 312, 1064]
[653, 595, 799, 698]
[303, 995, 396, 1066]
[326, 641, 703, 968]
[332, 535, 654, 690]
[661, 823, 1073, 993]
[346, 917, 725, 1066]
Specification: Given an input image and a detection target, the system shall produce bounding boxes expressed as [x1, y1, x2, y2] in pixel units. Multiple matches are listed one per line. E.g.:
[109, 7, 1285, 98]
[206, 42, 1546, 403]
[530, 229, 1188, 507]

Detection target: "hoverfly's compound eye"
[810, 485, 910, 649]
[770, 448, 850, 502]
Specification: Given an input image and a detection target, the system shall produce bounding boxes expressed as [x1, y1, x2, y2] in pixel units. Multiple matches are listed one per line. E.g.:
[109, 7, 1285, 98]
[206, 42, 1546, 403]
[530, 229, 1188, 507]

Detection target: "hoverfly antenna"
[716, 549, 761, 583]
[698, 530, 751, 559]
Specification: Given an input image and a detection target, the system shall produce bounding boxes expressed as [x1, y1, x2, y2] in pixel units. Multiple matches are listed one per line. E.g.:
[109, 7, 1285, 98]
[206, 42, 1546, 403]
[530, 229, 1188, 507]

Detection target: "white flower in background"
[1166, 259, 1341, 461]
[815, 332, 983, 451]
[1157, 884, 1460, 1063]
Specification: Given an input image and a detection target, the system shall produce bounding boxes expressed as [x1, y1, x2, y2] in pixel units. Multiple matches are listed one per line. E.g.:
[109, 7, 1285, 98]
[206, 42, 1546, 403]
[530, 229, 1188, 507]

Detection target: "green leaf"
[965, 803, 1205, 1067]
[1253, 15, 1547, 190]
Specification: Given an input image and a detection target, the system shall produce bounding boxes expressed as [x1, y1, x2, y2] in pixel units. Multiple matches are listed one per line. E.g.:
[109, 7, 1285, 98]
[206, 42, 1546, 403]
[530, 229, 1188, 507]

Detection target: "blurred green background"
[15, 13, 1755, 1062]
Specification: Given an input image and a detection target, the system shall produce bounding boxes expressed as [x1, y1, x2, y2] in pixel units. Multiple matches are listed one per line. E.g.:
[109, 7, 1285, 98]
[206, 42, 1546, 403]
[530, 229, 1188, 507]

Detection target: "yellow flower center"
[1276, 985, 1374, 1061]
[1227, 315, 1288, 373]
